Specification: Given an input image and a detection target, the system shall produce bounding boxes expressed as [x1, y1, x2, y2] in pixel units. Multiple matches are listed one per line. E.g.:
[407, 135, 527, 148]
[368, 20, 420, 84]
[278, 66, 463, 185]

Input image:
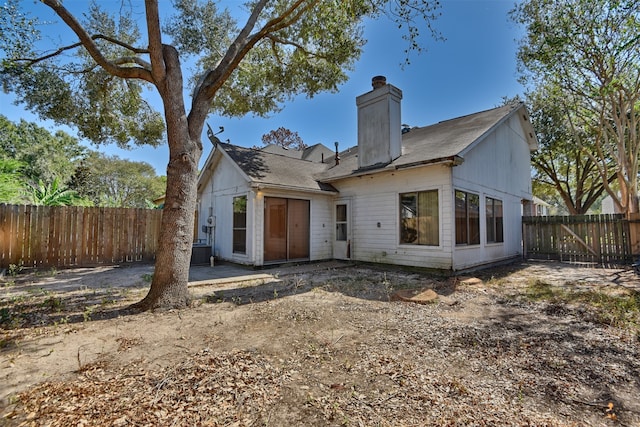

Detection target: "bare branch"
[16, 34, 149, 67]
[264, 33, 329, 61]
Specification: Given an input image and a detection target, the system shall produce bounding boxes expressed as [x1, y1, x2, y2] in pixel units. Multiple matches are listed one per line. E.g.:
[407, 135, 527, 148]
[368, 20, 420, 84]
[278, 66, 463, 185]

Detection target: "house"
[530, 196, 551, 216]
[601, 194, 639, 215]
[196, 77, 538, 271]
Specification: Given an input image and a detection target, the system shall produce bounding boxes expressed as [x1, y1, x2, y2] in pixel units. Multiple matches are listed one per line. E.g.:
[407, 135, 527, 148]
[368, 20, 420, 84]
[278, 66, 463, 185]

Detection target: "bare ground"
[1, 261, 639, 426]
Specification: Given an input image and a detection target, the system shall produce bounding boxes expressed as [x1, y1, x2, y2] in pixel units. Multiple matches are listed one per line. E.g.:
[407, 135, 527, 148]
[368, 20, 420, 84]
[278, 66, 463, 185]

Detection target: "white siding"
[198, 155, 253, 265]
[198, 111, 534, 272]
[451, 114, 533, 269]
[333, 165, 454, 269]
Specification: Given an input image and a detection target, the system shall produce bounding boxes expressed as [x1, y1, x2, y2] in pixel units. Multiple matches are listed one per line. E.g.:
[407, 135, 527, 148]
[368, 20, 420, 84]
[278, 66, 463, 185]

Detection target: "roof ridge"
[435, 102, 518, 126]
[221, 142, 318, 163]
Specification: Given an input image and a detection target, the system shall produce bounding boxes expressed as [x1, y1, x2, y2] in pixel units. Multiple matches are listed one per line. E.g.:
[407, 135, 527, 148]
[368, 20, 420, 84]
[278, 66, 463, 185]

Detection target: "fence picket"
[523, 214, 633, 266]
[0, 204, 162, 269]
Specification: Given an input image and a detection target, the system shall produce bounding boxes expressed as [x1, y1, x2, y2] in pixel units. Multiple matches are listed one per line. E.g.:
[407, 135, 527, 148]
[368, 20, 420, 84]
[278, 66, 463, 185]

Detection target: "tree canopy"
[260, 127, 307, 150]
[0, 114, 166, 207]
[0, 114, 85, 185]
[512, 0, 640, 214]
[526, 85, 615, 214]
[0, 0, 442, 310]
[75, 151, 166, 208]
[0, 157, 26, 203]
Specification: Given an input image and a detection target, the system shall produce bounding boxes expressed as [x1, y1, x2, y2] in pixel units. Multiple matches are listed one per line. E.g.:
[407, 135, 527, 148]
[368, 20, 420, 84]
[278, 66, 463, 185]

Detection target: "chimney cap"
[372, 75, 387, 90]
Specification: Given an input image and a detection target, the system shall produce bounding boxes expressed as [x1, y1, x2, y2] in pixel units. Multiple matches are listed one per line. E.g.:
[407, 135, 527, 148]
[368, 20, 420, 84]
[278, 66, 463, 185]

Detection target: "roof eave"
[517, 105, 539, 151]
[319, 156, 463, 183]
[250, 182, 339, 195]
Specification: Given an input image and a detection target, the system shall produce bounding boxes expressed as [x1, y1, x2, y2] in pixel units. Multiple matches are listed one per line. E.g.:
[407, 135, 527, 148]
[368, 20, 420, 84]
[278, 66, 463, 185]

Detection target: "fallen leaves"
[8, 350, 288, 426]
[2, 264, 640, 426]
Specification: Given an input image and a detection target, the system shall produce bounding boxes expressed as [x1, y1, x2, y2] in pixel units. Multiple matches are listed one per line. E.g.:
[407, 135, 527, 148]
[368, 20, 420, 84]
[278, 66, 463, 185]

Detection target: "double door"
[264, 197, 310, 262]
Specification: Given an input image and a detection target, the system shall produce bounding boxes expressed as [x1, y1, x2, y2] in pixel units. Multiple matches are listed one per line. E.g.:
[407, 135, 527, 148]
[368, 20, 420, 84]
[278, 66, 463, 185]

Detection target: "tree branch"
[144, 0, 166, 84]
[113, 57, 152, 69]
[16, 34, 148, 66]
[41, 0, 153, 83]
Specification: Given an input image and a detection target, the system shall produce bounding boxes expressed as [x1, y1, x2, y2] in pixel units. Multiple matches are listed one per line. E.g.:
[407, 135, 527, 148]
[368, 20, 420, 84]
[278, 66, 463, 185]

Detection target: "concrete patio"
[187, 260, 353, 288]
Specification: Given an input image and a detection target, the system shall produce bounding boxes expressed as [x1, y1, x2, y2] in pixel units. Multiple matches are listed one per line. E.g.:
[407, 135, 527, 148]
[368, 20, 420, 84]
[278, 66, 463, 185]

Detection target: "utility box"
[191, 244, 212, 265]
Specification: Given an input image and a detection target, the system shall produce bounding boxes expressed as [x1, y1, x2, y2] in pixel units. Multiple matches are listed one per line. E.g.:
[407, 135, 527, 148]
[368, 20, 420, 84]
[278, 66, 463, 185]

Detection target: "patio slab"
[187, 260, 353, 288]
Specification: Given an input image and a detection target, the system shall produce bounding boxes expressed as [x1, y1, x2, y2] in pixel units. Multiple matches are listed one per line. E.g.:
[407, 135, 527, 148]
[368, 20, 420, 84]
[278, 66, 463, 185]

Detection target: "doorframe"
[333, 199, 352, 260]
[263, 196, 311, 263]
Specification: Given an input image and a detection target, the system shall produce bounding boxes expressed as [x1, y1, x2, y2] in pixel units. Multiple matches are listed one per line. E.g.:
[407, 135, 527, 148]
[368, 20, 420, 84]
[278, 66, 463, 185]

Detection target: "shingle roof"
[316, 103, 524, 181]
[219, 143, 337, 193]
[260, 143, 334, 163]
[209, 103, 532, 191]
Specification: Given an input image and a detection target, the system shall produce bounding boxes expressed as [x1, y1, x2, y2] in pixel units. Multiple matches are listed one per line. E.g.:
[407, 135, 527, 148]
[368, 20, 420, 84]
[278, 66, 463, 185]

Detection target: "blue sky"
[1, 0, 525, 175]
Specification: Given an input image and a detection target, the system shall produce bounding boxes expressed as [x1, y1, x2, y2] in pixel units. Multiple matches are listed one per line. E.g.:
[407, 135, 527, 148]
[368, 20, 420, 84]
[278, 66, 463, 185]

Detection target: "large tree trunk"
[135, 45, 203, 311]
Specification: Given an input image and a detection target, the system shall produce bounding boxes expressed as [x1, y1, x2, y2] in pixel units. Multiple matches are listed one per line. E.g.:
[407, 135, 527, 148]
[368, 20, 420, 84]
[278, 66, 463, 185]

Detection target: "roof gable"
[316, 103, 536, 181]
[198, 103, 537, 191]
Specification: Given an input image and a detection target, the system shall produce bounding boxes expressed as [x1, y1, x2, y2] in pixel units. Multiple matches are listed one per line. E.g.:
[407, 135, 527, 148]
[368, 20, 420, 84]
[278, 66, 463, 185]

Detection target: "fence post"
[629, 213, 640, 256]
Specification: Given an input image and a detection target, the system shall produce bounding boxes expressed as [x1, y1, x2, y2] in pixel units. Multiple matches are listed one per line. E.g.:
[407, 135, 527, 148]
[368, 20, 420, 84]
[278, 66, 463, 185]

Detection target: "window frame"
[455, 190, 480, 246]
[399, 189, 439, 246]
[232, 195, 247, 254]
[335, 203, 348, 242]
[485, 196, 504, 243]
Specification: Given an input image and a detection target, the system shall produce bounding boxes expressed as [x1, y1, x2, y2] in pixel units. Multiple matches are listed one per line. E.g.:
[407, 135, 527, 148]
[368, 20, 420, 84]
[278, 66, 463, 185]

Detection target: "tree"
[0, 115, 86, 185]
[74, 151, 166, 208]
[0, 157, 27, 203]
[526, 84, 616, 214]
[260, 127, 307, 150]
[1, 0, 442, 310]
[511, 0, 640, 214]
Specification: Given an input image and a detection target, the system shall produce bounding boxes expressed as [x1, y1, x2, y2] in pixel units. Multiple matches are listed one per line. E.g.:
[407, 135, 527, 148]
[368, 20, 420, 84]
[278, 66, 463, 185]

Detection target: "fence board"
[0, 204, 163, 269]
[523, 214, 632, 266]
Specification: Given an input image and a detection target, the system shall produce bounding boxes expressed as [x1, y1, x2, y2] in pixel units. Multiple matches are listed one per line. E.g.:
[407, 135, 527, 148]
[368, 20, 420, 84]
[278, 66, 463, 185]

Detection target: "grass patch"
[523, 279, 640, 331]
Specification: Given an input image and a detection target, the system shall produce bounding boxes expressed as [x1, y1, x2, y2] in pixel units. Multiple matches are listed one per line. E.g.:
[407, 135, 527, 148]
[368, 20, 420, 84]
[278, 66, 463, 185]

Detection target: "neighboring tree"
[260, 127, 307, 150]
[526, 85, 616, 214]
[0, 115, 86, 185]
[511, 0, 640, 214]
[0, 0, 442, 310]
[75, 151, 166, 208]
[25, 177, 93, 206]
[0, 157, 27, 203]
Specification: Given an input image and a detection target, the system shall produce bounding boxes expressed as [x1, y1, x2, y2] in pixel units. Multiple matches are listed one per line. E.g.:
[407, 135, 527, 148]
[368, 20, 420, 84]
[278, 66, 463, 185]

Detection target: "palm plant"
[25, 177, 93, 206]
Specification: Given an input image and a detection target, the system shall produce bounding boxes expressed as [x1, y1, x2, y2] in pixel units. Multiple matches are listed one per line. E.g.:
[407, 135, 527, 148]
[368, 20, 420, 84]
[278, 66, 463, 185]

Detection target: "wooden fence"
[522, 214, 633, 266]
[0, 204, 162, 269]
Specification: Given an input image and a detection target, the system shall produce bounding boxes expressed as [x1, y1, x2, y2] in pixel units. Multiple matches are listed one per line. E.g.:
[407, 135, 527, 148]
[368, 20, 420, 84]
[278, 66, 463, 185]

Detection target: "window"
[233, 196, 247, 254]
[400, 190, 439, 246]
[336, 204, 347, 241]
[486, 197, 504, 243]
[455, 190, 480, 245]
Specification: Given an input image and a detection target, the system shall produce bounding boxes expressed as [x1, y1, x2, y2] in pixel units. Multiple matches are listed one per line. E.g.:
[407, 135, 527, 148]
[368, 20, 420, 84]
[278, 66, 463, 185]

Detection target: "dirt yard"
[1, 261, 639, 426]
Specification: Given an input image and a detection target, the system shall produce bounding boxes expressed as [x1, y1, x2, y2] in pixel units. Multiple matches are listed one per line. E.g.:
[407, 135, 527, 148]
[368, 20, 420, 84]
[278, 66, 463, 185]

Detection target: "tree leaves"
[260, 126, 307, 150]
[74, 151, 166, 208]
[25, 177, 92, 206]
[512, 0, 640, 214]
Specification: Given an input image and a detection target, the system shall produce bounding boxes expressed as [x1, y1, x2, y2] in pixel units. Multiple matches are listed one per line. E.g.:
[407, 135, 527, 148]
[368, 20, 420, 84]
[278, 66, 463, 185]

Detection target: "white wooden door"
[333, 200, 351, 259]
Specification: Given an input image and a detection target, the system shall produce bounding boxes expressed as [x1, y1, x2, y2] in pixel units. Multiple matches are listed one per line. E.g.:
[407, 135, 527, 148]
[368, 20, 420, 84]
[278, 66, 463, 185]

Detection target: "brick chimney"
[356, 76, 402, 169]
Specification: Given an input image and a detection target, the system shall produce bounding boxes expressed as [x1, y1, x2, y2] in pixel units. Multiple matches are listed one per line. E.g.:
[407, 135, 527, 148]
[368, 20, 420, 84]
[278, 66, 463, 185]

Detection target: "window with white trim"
[486, 197, 504, 243]
[233, 196, 247, 254]
[399, 190, 439, 246]
[455, 190, 480, 245]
